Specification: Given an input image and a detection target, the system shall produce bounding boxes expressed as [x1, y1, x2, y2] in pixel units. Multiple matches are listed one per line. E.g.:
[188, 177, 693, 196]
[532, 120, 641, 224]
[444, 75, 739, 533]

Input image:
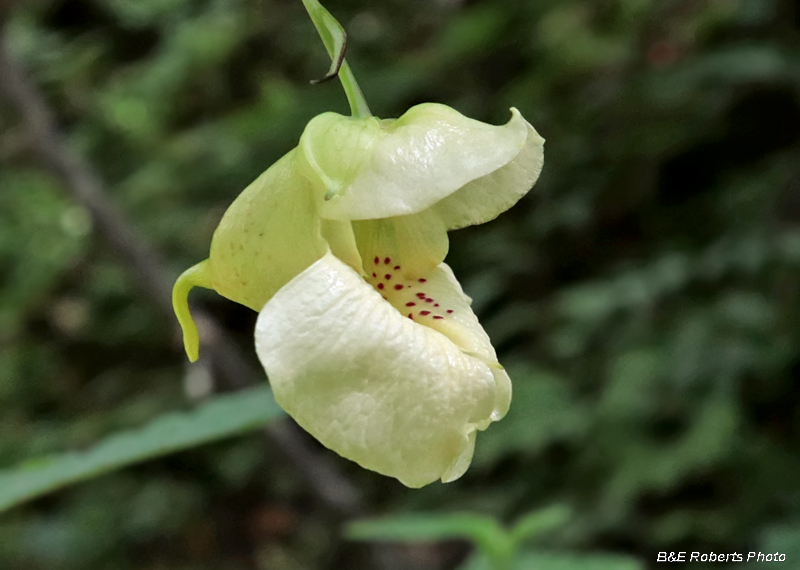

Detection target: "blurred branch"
[0, 26, 364, 519]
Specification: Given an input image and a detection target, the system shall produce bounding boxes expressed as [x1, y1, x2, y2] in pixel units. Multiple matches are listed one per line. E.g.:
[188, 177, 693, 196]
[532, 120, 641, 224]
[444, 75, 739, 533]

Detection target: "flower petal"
[374, 260, 512, 425]
[320, 219, 363, 274]
[407, 262, 498, 363]
[207, 149, 328, 311]
[255, 252, 501, 487]
[318, 104, 530, 220]
[350, 215, 511, 424]
[352, 208, 449, 279]
[433, 118, 545, 229]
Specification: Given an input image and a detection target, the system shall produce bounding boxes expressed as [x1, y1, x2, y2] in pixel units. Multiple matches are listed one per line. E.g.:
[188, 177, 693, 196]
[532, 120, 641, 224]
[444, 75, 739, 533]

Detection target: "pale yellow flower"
[174, 103, 544, 487]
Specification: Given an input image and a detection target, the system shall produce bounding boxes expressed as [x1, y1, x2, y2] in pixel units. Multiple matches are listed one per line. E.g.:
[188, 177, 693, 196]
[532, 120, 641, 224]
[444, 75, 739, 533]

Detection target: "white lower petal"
[255, 252, 502, 487]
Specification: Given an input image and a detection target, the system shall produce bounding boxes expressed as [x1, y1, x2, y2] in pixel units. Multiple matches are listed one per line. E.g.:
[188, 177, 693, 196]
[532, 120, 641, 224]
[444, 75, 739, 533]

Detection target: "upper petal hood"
[433, 120, 544, 230]
[298, 104, 533, 221]
[255, 252, 504, 487]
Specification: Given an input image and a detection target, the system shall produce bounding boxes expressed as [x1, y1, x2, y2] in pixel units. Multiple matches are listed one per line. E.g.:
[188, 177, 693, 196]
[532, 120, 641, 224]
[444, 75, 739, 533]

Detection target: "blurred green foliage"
[1, 0, 800, 568]
[0, 386, 283, 512]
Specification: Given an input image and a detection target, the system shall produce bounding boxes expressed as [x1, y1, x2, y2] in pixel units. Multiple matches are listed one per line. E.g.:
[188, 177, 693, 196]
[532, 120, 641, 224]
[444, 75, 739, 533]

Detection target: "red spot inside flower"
[425, 298, 434, 303]
[377, 283, 385, 290]
[420, 310, 431, 316]
[434, 303, 439, 307]
[394, 284, 404, 290]
[433, 316, 444, 320]
[385, 274, 392, 280]
[372, 273, 376, 277]
[418, 278, 427, 283]
[394, 265, 401, 270]
[447, 310, 454, 314]
[384, 257, 391, 264]
[416, 293, 426, 299]
[405, 302, 416, 307]
[374, 256, 379, 264]
[408, 313, 413, 319]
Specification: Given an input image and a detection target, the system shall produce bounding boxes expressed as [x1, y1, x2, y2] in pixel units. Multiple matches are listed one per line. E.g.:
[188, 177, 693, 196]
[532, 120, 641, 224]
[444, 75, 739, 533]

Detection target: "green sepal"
[206, 150, 328, 313]
[301, 0, 346, 84]
[297, 112, 381, 201]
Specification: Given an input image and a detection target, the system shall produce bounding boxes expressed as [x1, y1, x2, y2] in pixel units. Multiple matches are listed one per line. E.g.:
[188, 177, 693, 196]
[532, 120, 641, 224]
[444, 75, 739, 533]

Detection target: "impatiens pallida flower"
[172, 0, 543, 488]
[174, 104, 544, 487]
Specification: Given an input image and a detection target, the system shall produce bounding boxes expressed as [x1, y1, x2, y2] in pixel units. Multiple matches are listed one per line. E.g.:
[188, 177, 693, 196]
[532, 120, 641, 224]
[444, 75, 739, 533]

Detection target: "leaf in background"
[0, 387, 284, 513]
[602, 394, 738, 507]
[472, 366, 582, 467]
[515, 552, 644, 570]
[510, 504, 572, 545]
[0, 170, 90, 336]
[599, 349, 662, 420]
[459, 550, 644, 570]
[757, 523, 800, 569]
[346, 513, 512, 562]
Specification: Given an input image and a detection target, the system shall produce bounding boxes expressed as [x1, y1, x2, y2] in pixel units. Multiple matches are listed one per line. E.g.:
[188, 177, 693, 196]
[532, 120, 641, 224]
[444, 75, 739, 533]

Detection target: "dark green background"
[1, 0, 799, 568]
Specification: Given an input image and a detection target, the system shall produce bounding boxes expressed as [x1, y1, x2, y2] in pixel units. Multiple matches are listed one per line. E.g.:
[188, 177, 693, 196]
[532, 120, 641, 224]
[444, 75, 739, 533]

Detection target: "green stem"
[300, 0, 372, 118]
[338, 60, 371, 118]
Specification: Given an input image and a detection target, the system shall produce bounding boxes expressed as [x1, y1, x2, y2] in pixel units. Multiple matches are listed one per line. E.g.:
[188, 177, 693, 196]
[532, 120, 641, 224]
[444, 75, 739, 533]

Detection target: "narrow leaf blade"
[0, 386, 284, 513]
[510, 504, 573, 544]
[346, 514, 509, 559]
[459, 551, 644, 570]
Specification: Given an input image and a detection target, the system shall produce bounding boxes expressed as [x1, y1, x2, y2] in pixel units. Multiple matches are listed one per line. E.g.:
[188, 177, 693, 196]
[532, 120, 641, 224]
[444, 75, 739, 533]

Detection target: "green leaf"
[510, 504, 572, 545]
[516, 552, 643, 570]
[757, 523, 800, 569]
[600, 349, 662, 419]
[460, 551, 644, 570]
[472, 366, 582, 467]
[0, 387, 284, 513]
[346, 513, 512, 562]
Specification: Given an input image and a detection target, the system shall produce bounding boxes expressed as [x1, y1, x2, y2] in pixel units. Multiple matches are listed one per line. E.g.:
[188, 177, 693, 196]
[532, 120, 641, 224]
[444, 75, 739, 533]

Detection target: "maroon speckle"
[433, 316, 444, 320]
[394, 265, 401, 270]
[425, 298, 434, 303]
[434, 303, 440, 307]
[416, 293, 426, 299]
[447, 310, 454, 314]
[377, 283, 385, 290]
[385, 274, 392, 280]
[374, 256, 379, 264]
[384, 257, 391, 264]
[408, 313, 413, 319]
[394, 284, 404, 290]
[420, 310, 431, 316]
[372, 273, 377, 277]
[405, 302, 416, 307]
[418, 278, 427, 283]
